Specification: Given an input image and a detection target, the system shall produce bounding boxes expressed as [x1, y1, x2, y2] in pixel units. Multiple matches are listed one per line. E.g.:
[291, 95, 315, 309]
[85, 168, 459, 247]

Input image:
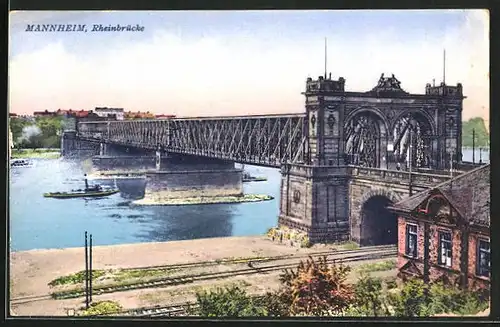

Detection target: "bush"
[80, 301, 122, 316]
[279, 256, 354, 316]
[193, 285, 267, 317]
[388, 278, 430, 317]
[427, 283, 489, 315]
[388, 279, 490, 317]
[258, 290, 292, 317]
[353, 273, 390, 317]
[300, 236, 312, 248]
[384, 276, 398, 290]
[48, 270, 106, 287]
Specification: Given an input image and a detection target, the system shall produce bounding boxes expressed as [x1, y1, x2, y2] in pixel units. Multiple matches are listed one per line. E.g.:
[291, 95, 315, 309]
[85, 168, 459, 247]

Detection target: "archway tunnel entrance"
[360, 196, 398, 246]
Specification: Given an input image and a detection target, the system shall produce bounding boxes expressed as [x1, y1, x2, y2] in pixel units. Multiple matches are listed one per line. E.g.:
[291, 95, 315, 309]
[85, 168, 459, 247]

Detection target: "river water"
[9, 148, 489, 252]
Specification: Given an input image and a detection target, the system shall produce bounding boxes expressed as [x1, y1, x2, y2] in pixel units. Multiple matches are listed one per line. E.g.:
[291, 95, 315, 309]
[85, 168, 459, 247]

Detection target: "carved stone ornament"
[368, 73, 409, 94]
[327, 114, 336, 129]
[293, 190, 301, 203]
[386, 109, 396, 120]
[447, 116, 454, 127]
[311, 115, 317, 129]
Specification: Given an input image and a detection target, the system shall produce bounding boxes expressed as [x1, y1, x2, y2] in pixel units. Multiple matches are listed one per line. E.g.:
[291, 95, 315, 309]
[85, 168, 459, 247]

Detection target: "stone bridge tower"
[279, 74, 351, 243]
[279, 73, 465, 244]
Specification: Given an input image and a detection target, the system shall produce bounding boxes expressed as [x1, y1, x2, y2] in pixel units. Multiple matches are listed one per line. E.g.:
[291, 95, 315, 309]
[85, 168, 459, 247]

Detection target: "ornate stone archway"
[390, 109, 437, 169]
[344, 108, 389, 169]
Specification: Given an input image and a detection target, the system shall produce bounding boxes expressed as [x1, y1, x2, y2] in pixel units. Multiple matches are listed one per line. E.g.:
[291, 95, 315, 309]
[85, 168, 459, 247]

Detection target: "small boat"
[43, 186, 119, 199]
[11, 159, 33, 168]
[242, 171, 267, 183]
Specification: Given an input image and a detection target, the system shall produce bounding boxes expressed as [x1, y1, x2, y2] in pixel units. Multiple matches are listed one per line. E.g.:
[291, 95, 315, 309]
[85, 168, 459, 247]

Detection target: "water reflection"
[139, 205, 235, 242]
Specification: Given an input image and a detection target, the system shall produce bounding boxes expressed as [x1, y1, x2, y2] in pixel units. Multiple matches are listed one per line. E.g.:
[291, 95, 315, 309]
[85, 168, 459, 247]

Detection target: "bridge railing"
[349, 166, 452, 187]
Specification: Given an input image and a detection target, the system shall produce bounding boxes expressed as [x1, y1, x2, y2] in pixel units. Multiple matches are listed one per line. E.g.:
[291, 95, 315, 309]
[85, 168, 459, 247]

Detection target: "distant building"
[95, 107, 125, 120]
[125, 111, 155, 119]
[390, 164, 490, 291]
[33, 110, 57, 117]
[9, 113, 18, 118]
[155, 114, 176, 119]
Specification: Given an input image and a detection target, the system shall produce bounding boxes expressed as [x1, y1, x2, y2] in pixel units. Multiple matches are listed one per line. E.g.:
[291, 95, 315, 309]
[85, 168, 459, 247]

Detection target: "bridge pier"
[92, 155, 157, 171]
[278, 164, 350, 243]
[61, 131, 100, 159]
[143, 153, 243, 202]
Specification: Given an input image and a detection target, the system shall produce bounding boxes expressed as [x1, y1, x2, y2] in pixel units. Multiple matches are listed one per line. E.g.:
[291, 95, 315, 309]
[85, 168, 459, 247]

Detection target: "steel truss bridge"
[76, 114, 308, 168]
[75, 112, 449, 171]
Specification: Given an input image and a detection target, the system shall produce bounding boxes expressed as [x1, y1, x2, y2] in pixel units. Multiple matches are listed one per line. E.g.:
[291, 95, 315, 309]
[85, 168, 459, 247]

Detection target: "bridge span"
[62, 73, 478, 245]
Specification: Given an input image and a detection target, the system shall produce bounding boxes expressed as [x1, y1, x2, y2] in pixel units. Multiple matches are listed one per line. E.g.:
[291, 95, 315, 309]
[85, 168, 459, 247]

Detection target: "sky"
[9, 10, 489, 123]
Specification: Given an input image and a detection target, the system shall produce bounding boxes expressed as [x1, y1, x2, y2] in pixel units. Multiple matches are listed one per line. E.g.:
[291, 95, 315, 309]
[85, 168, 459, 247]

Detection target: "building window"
[405, 224, 418, 258]
[438, 231, 452, 267]
[477, 239, 490, 278]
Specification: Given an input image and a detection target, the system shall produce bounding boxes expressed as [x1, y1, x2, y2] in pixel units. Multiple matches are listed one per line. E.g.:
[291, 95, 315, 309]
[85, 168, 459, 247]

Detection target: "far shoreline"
[11, 148, 61, 159]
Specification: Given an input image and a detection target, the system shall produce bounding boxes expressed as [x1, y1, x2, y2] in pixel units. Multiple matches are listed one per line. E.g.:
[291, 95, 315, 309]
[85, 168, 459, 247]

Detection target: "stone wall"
[157, 154, 235, 171]
[144, 170, 243, 200]
[278, 164, 351, 243]
[61, 132, 100, 158]
[92, 155, 156, 171]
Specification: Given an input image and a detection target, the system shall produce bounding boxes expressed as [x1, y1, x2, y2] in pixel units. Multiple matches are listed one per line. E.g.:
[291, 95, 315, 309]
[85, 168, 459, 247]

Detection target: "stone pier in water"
[142, 152, 243, 203]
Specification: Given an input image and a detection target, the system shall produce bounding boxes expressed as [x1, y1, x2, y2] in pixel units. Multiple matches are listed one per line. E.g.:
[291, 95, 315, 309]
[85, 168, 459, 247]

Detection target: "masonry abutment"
[61, 131, 100, 159]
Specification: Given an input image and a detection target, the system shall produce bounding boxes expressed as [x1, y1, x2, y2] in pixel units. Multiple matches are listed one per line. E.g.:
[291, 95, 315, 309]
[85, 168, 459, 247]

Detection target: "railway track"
[51, 247, 396, 300]
[11, 245, 396, 305]
[10, 294, 53, 305]
[112, 244, 396, 272]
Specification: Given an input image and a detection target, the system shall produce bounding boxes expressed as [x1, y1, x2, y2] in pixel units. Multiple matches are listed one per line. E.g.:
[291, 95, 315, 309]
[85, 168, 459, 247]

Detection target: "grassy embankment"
[133, 194, 274, 206]
[11, 148, 60, 159]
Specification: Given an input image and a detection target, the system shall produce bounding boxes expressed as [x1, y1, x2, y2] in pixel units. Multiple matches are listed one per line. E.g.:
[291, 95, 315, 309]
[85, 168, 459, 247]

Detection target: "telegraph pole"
[443, 49, 446, 85]
[408, 126, 413, 196]
[324, 37, 328, 79]
[89, 234, 93, 303]
[472, 129, 476, 164]
[84, 231, 89, 309]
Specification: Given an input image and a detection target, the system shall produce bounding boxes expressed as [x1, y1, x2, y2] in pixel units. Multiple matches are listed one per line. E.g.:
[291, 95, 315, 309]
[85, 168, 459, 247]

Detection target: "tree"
[9, 117, 30, 146]
[193, 285, 267, 317]
[279, 256, 354, 316]
[462, 117, 489, 147]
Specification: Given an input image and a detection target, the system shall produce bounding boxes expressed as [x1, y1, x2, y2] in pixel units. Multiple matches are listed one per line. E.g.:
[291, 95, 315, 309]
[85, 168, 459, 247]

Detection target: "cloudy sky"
[9, 10, 489, 122]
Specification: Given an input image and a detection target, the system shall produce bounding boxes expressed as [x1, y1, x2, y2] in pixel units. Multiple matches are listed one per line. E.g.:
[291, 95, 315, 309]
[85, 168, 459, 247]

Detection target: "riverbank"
[132, 194, 274, 206]
[11, 149, 60, 159]
[9, 236, 330, 302]
[9, 236, 396, 316]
